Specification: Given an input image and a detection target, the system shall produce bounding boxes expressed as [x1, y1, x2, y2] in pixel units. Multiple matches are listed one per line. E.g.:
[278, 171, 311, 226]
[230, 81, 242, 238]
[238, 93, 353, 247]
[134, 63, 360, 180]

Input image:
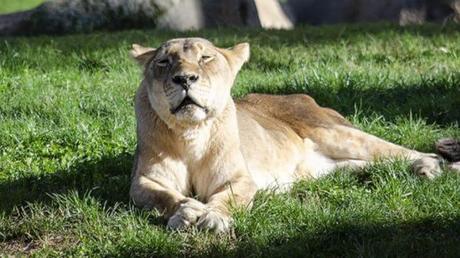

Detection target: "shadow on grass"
[0, 152, 134, 213]
[242, 74, 460, 126]
[1, 151, 459, 256]
[211, 218, 460, 257]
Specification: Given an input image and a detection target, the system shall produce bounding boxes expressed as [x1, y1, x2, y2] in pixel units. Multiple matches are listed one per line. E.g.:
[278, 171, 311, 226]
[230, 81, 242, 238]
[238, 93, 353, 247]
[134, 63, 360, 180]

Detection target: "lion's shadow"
[204, 217, 460, 257]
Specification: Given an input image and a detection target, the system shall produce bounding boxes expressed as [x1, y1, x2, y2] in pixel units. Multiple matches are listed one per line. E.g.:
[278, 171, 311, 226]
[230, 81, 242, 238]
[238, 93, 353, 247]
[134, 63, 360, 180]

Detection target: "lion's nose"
[172, 73, 199, 90]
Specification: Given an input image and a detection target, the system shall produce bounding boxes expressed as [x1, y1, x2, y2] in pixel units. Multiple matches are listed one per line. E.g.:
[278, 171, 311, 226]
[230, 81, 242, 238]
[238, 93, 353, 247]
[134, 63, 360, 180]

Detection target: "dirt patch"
[0, 234, 78, 255]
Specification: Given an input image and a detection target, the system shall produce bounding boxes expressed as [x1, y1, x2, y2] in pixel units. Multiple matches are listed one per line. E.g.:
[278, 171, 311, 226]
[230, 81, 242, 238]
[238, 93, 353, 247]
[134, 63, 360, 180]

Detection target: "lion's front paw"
[412, 156, 442, 179]
[197, 210, 232, 233]
[167, 198, 207, 230]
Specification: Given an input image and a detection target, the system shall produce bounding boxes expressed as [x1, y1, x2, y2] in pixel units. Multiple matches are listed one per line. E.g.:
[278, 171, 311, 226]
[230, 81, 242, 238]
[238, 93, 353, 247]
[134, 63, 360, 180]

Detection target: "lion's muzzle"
[171, 95, 207, 114]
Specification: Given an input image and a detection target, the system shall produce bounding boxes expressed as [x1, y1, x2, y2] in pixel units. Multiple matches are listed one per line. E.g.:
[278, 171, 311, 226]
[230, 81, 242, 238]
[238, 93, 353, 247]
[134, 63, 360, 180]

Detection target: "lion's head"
[131, 38, 249, 127]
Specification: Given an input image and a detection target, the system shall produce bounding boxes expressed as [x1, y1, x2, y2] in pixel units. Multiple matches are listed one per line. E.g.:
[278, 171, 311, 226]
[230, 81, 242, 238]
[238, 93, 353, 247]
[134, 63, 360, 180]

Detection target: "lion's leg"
[196, 174, 256, 233]
[130, 153, 208, 229]
[193, 152, 257, 233]
[309, 125, 443, 178]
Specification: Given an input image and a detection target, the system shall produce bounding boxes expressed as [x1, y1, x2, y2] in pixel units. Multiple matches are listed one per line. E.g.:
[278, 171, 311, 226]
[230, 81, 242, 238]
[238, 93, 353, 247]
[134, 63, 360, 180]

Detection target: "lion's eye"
[156, 58, 169, 67]
[201, 55, 214, 63]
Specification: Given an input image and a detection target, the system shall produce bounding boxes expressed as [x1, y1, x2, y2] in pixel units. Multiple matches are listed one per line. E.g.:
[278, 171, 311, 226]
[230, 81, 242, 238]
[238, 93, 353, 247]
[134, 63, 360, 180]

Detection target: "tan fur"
[129, 38, 455, 233]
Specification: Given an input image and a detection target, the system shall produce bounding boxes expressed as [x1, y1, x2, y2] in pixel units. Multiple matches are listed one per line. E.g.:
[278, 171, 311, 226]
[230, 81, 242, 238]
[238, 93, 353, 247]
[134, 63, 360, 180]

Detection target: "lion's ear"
[224, 42, 250, 73]
[130, 44, 156, 66]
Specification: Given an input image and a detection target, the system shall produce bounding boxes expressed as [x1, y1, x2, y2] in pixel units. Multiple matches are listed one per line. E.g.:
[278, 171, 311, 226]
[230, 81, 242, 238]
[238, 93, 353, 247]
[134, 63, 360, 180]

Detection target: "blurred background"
[1, 0, 459, 35]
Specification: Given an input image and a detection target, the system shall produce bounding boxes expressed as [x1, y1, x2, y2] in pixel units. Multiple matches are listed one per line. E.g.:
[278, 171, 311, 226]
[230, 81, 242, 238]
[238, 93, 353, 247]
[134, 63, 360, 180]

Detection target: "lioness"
[129, 38, 459, 233]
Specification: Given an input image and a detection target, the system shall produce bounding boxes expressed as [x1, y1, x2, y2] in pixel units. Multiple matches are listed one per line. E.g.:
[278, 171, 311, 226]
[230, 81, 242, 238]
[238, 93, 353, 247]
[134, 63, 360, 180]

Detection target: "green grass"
[0, 0, 44, 14]
[1, 24, 460, 256]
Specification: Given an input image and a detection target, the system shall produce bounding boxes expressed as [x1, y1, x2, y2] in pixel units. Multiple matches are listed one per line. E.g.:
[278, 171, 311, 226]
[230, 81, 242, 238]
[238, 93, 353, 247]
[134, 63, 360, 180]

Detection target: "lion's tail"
[436, 138, 460, 162]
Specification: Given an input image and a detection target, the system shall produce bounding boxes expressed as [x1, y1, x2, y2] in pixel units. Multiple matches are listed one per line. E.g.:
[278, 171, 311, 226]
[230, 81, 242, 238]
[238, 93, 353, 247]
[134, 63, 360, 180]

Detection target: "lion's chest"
[178, 128, 241, 201]
[179, 127, 211, 162]
[176, 128, 215, 199]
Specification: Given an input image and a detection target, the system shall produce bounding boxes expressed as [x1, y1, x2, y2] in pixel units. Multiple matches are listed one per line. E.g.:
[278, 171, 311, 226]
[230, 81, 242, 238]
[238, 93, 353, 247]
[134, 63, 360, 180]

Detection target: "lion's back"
[236, 93, 352, 139]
